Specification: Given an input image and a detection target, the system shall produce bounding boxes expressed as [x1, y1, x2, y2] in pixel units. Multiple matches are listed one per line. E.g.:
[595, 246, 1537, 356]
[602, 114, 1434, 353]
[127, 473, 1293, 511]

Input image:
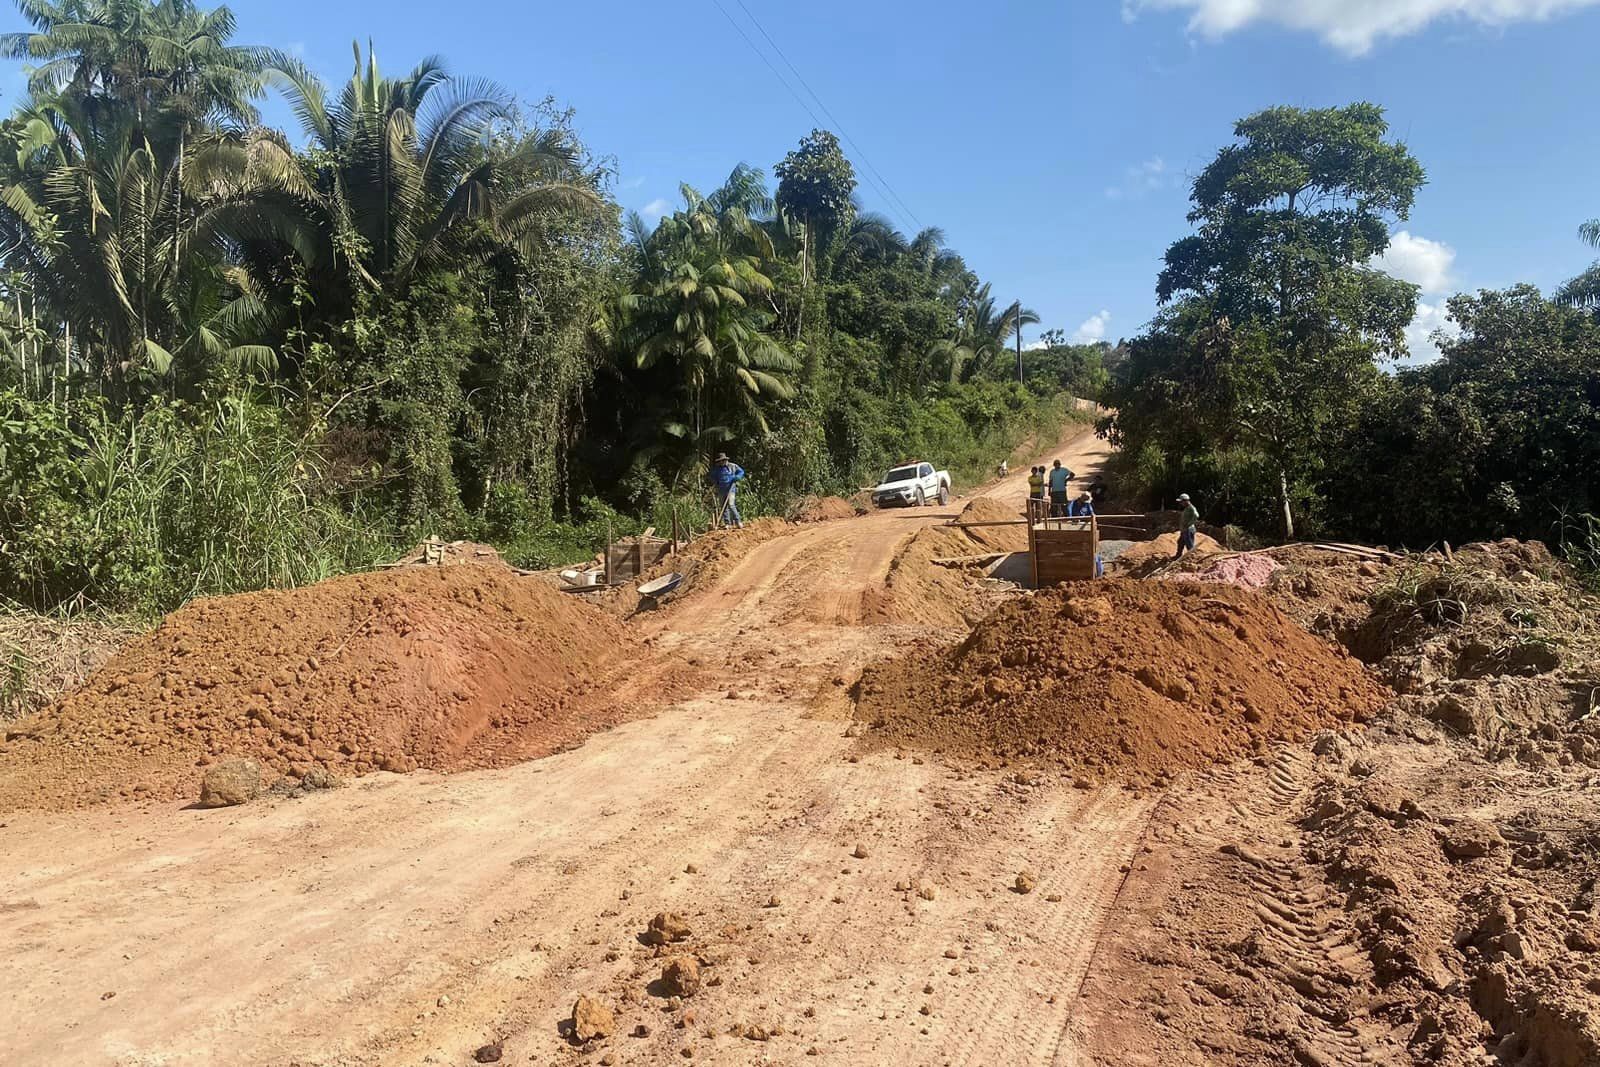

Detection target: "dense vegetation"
[1104, 104, 1600, 563]
[0, 1, 1105, 613]
[5, 6, 1591, 614]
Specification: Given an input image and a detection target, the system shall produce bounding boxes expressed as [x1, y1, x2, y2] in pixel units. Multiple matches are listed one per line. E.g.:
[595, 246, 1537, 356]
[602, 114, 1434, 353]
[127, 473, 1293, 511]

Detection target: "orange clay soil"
[0, 564, 660, 811]
[855, 579, 1388, 782]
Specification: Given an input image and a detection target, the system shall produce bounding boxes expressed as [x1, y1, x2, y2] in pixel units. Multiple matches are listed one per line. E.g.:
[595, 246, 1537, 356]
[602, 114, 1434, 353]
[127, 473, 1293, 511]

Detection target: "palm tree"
[620, 167, 797, 443]
[927, 282, 1039, 383]
[261, 43, 603, 295]
[0, 86, 277, 387]
[0, 0, 266, 127]
[1556, 219, 1600, 310]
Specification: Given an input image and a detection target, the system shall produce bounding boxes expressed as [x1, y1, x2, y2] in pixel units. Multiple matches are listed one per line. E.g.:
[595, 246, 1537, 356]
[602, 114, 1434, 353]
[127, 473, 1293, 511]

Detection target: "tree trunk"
[1279, 466, 1295, 541]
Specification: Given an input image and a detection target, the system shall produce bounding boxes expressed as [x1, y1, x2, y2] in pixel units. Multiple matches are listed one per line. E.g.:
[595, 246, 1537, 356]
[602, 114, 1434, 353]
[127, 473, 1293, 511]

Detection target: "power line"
[731, 0, 924, 233]
[706, 0, 919, 235]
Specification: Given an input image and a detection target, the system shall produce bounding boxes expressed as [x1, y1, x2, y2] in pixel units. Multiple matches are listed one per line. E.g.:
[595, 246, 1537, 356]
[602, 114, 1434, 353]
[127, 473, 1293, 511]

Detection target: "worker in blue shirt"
[1068, 491, 1095, 518]
[1046, 459, 1074, 517]
[709, 452, 747, 529]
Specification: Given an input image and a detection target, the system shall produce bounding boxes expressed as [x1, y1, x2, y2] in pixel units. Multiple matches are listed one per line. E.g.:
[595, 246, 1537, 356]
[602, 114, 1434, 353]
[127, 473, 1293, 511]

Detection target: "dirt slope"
[858, 580, 1388, 781]
[0, 564, 655, 810]
[2, 425, 1153, 1067]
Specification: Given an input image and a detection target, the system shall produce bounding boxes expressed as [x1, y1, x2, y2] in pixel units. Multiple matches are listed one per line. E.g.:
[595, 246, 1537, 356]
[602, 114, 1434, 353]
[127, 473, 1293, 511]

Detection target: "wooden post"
[604, 518, 613, 587]
[671, 505, 680, 555]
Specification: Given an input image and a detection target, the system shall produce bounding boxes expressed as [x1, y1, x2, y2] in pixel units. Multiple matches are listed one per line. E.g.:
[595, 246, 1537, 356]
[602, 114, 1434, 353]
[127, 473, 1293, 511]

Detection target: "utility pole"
[1015, 312, 1024, 384]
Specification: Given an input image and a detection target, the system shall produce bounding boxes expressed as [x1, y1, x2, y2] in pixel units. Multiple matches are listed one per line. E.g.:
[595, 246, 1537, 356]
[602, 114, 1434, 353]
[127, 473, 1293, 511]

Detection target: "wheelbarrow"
[637, 572, 685, 602]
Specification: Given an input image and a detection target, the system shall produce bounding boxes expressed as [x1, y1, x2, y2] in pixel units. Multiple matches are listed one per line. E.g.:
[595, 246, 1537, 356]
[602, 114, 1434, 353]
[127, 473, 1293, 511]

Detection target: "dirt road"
[1, 427, 1134, 1066]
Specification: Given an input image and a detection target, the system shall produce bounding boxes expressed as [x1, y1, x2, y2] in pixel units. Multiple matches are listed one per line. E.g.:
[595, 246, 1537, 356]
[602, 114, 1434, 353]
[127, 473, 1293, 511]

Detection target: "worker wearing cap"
[1068, 491, 1095, 518]
[1175, 493, 1199, 558]
[709, 453, 746, 529]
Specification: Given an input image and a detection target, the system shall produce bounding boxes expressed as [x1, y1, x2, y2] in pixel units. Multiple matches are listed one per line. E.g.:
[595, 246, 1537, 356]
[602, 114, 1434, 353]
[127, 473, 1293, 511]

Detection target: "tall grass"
[1, 391, 395, 615]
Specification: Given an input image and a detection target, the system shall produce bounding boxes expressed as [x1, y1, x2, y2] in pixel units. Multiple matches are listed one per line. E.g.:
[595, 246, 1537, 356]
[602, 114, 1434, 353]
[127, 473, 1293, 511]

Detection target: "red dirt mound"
[855, 580, 1388, 781]
[790, 495, 862, 523]
[0, 565, 650, 811]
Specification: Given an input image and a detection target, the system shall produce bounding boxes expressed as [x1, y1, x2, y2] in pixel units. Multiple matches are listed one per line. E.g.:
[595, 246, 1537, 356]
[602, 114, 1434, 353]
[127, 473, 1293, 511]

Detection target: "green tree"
[1123, 102, 1425, 537]
[618, 166, 798, 459]
[774, 129, 855, 286]
[1340, 286, 1600, 544]
[261, 44, 602, 300]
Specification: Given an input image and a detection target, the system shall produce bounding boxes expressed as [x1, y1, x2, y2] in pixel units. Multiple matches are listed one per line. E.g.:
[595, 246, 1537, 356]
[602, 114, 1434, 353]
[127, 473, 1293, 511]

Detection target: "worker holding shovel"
[709, 452, 747, 529]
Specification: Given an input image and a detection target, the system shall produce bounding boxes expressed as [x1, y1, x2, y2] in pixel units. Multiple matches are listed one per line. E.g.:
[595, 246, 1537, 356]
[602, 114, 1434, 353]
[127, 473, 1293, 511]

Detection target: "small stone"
[919, 1004, 931, 1016]
[852, 844, 869, 859]
[1045, 893, 1062, 903]
[765, 895, 782, 908]
[198, 758, 262, 807]
[600, 1056, 616, 1066]
[1014, 870, 1038, 894]
[681, 1047, 695, 1059]
[1444, 819, 1505, 861]
[943, 949, 959, 959]
[472, 1043, 503, 1063]
[685, 863, 699, 874]
[633, 1024, 652, 1038]
[571, 994, 615, 1042]
[437, 995, 450, 1008]
[662, 956, 702, 998]
[644, 911, 692, 945]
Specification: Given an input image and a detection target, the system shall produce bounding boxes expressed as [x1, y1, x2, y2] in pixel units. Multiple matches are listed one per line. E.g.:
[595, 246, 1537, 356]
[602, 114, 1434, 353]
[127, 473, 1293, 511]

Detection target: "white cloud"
[638, 197, 671, 220]
[1106, 156, 1169, 200]
[620, 175, 647, 190]
[1369, 231, 1459, 364]
[1124, 0, 1600, 55]
[1024, 339, 1050, 351]
[1398, 298, 1462, 365]
[1373, 231, 1457, 294]
[1073, 310, 1113, 344]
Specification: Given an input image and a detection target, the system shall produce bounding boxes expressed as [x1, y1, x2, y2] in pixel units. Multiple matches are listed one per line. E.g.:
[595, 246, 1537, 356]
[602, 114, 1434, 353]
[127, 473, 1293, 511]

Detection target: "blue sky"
[10, 0, 1600, 356]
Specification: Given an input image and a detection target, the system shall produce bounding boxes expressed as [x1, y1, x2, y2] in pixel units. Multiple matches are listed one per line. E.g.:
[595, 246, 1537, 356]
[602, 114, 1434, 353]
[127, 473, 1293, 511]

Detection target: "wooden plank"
[944, 519, 1027, 530]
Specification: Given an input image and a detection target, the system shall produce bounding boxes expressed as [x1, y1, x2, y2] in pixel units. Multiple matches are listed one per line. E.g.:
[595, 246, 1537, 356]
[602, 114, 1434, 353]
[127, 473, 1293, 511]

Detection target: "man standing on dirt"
[1174, 493, 1199, 559]
[1028, 466, 1045, 504]
[710, 453, 746, 529]
[1047, 460, 1074, 517]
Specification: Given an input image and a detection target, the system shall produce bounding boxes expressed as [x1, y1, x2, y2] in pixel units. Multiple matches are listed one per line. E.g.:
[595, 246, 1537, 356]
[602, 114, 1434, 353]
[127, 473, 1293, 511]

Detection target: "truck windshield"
[885, 467, 919, 483]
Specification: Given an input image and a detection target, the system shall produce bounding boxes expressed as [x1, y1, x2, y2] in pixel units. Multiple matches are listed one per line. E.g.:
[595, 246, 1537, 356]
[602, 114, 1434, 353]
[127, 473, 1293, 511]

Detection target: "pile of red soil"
[0, 565, 649, 810]
[790, 496, 862, 523]
[855, 580, 1388, 781]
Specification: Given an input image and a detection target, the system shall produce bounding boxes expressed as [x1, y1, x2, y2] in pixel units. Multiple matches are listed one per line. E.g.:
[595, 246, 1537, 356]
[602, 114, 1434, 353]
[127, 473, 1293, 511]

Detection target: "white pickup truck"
[872, 461, 951, 508]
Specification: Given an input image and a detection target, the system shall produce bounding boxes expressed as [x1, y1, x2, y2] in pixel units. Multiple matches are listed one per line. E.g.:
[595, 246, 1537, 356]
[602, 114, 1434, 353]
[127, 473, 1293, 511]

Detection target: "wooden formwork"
[1026, 498, 1099, 587]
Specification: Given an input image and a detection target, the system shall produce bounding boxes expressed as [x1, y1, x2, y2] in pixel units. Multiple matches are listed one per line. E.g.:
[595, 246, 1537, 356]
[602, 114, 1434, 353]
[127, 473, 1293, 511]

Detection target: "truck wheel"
[937, 484, 950, 506]
[915, 488, 926, 507]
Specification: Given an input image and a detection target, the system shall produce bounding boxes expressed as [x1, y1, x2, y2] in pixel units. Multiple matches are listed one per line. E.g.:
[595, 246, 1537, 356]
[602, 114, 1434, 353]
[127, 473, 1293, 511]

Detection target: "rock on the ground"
[1444, 819, 1506, 860]
[662, 956, 702, 998]
[644, 911, 692, 945]
[473, 1043, 503, 1063]
[1015, 870, 1038, 894]
[571, 994, 615, 1042]
[198, 759, 262, 807]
